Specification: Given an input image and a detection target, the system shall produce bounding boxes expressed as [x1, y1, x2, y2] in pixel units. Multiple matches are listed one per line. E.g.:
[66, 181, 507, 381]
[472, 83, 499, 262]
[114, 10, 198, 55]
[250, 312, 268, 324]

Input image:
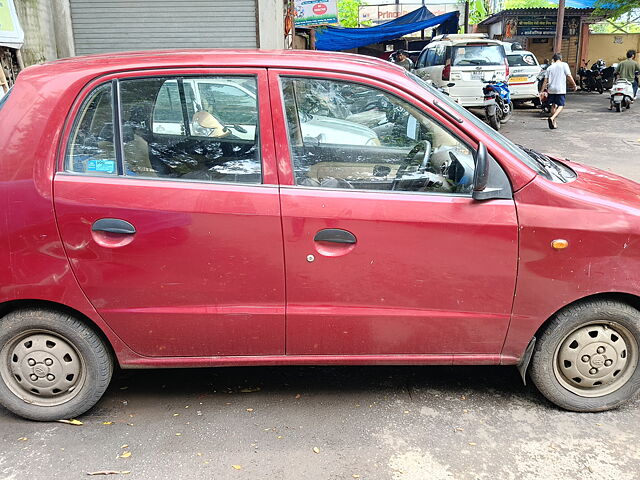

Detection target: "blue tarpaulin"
[315, 6, 459, 51]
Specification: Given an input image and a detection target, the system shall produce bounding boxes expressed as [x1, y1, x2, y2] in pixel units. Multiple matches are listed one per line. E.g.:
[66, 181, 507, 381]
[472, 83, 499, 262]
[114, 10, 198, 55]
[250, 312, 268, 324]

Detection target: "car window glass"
[433, 45, 447, 66]
[507, 54, 538, 67]
[65, 83, 117, 175]
[66, 77, 261, 183]
[425, 48, 436, 66]
[453, 45, 504, 66]
[280, 76, 475, 195]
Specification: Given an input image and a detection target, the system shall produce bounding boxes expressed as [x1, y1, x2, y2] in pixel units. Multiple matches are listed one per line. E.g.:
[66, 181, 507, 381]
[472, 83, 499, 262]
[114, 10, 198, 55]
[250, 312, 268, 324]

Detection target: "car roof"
[20, 49, 402, 81]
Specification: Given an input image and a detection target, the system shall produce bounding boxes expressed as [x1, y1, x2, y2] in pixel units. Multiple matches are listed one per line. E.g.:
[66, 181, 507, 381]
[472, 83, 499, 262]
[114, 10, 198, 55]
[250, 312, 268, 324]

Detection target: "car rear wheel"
[0, 309, 113, 421]
[530, 300, 640, 412]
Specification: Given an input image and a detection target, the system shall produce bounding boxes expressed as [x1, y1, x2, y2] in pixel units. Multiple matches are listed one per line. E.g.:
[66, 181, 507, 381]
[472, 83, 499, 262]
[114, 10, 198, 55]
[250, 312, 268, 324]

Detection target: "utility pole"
[554, 0, 566, 54]
[464, 1, 470, 34]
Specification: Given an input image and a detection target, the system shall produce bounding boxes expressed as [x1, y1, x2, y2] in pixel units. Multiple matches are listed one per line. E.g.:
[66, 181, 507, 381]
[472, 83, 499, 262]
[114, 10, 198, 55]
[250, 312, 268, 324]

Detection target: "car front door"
[54, 69, 285, 357]
[269, 71, 519, 357]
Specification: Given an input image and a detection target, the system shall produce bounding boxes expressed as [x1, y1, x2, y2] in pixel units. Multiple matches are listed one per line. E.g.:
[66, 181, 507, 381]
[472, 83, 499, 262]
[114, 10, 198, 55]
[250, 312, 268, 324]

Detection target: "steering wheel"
[391, 140, 432, 190]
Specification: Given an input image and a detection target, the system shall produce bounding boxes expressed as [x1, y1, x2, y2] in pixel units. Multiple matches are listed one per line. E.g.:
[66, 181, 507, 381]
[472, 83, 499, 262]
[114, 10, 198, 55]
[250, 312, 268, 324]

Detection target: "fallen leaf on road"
[295, 394, 301, 399]
[468, 442, 477, 446]
[352, 475, 361, 479]
[17, 437, 27, 442]
[58, 419, 83, 426]
[246, 408, 254, 412]
[102, 422, 113, 425]
[313, 447, 320, 454]
[175, 433, 182, 436]
[120, 452, 132, 459]
[277, 435, 283, 439]
[173, 413, 180, 417]
[120, 445, 129, 449]
[232, 465, 242, 470]
[119, 386, 128, 390]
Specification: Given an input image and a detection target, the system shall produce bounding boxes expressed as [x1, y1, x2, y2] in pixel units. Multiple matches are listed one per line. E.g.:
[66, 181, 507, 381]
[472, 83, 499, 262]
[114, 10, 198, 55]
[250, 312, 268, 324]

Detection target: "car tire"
[0, 308, 113, 421]
[530, 299, 640, 412]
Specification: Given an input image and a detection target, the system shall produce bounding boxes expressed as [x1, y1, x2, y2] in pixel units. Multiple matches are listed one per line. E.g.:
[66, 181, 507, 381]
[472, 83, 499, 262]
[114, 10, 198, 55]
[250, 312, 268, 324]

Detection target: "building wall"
[587, 33, 640, 67]
[14, 0, 57, 65]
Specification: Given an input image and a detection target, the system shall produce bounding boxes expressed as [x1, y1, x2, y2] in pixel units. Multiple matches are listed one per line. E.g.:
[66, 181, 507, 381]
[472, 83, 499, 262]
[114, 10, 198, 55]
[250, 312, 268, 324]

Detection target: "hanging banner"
[295, 0, 339, 27]
[0, 0, 23, 49]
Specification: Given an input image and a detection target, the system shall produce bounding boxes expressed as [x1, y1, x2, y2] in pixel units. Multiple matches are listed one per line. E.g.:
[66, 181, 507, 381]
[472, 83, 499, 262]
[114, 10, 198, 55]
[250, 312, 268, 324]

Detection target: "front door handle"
[314, 229, 357, 244]
[92, 218, 136, 235]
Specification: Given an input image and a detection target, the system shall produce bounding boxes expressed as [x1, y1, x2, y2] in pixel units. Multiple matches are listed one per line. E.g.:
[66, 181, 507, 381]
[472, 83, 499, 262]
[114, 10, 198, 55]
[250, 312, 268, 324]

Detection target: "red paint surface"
[1, 50, 639, 370]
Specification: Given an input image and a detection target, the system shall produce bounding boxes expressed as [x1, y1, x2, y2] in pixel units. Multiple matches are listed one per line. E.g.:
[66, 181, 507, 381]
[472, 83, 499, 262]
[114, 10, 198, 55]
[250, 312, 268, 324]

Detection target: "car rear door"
[54, 68, 285, 357]
[269, 69, 519, 357]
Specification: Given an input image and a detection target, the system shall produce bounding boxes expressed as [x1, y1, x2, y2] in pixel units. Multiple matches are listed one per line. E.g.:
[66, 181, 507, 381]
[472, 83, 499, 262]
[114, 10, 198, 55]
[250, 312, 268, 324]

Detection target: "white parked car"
[414, 34, 509, 107]
[503, 46, 542, 105]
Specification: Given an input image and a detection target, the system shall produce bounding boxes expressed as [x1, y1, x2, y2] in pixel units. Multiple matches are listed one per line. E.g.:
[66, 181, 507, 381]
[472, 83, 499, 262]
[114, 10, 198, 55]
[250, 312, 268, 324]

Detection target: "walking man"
[614, 50, 640, 98]
[541, 53, 577, 129]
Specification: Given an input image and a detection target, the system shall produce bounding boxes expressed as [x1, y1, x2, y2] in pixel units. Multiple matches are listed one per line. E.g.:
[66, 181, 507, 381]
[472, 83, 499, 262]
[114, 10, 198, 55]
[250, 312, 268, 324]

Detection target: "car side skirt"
[118, 354, 520, 369]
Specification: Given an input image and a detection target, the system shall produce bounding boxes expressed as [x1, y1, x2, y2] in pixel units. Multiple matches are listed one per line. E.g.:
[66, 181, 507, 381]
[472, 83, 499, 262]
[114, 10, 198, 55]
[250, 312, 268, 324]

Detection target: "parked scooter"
[610, 78, 635, 112]
[482, 80, 513, 130]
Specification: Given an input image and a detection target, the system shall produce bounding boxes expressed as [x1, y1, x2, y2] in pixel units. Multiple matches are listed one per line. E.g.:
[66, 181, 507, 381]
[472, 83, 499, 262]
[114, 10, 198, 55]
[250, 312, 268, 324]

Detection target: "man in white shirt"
[541, 53, 577, 129]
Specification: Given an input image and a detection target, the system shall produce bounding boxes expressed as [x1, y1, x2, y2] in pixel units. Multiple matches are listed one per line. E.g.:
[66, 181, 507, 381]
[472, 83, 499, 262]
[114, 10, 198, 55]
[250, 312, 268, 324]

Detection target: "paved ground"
[2, 92, 640, 480]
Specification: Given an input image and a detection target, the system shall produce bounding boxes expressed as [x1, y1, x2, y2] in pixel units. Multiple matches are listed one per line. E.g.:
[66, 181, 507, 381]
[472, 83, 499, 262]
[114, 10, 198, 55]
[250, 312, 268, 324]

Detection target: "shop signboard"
[294, 0, 339, 27]
[505, 16, 581, 38]
[0, 0, 23, 48]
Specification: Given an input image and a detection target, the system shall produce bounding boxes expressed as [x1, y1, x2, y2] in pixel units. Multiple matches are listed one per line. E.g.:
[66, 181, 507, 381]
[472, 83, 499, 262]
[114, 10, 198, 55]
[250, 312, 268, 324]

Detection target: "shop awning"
[316, 7, 459, 51]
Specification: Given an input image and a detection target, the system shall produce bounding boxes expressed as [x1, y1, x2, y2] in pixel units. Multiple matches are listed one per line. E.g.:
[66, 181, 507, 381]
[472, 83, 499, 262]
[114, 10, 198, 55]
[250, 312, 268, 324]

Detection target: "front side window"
[453, 44, 505, 66]
[281, 77, 475, 195]
[66, 76, 261, 184]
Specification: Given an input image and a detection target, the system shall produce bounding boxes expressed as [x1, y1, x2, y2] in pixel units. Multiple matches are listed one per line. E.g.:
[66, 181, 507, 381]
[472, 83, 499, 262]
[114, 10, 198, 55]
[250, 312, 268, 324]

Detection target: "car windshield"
[507, 54, 538, 67]
[405, 71, 548, 178]
[452, 44, 505, 66]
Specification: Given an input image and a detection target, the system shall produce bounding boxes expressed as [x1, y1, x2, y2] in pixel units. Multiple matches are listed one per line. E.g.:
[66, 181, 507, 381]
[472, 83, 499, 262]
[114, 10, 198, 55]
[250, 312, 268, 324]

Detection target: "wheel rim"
[0, 330, 86, 407]
[553, 322, 638, 397]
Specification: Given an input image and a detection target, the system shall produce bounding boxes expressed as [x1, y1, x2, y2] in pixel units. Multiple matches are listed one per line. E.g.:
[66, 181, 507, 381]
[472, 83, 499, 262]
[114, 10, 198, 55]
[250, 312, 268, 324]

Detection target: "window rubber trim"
[112, 79, 125, 176]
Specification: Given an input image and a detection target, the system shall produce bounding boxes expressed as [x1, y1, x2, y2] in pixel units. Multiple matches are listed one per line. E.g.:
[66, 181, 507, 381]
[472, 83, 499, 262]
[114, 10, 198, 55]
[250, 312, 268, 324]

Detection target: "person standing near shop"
[614, 50, 640, 97]
[541, 53, 577, 129]
[392, 50, 414, 71]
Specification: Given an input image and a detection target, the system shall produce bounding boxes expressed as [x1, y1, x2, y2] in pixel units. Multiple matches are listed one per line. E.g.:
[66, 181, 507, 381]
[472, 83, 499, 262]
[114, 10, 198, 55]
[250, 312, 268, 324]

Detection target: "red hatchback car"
[1, 50, 639, 421]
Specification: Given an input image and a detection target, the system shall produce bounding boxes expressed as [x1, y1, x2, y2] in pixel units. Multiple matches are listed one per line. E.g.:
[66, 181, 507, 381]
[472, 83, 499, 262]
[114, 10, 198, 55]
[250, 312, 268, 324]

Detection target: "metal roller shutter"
[70, 0, 257, 55]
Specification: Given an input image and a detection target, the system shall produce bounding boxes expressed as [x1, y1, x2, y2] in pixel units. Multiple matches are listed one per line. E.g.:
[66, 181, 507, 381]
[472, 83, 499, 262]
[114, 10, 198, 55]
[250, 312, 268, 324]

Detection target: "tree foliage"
[337, 0, 372, 28]
[595, 0, 640, 18]
[505, 0, 555, 8]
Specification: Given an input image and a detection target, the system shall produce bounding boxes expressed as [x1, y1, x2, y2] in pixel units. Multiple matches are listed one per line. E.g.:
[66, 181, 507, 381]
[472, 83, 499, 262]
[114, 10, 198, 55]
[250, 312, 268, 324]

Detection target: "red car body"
[1, 50, 639, 372]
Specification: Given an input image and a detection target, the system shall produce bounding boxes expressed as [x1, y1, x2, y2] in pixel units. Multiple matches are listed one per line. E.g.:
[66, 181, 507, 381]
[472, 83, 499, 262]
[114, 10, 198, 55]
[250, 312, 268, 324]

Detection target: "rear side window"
[453, 44, 505, 66]
[507, 54, 538, 67]
[66, 83, 117, 175]
[65, 76, 261, 184]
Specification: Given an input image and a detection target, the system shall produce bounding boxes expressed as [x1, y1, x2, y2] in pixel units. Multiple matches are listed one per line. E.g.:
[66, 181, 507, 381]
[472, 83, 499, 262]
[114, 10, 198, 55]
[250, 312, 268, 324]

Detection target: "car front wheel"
[530, 300, 640, 412]
[0, 309, 113, 421]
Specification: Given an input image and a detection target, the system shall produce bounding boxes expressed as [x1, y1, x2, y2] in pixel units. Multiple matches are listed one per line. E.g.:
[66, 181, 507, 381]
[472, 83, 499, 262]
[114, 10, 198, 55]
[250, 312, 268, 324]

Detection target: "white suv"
[414, 34, 509, 107]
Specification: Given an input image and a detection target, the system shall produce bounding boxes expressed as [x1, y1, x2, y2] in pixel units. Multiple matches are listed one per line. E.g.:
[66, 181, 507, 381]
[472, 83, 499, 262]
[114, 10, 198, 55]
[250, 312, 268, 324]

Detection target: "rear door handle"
[92, 218, 136, 235]
[314, 229, 357, 244]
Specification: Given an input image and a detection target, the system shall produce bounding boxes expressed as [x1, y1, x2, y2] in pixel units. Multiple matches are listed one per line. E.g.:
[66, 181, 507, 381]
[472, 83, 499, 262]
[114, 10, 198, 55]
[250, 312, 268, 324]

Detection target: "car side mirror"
[473, 142, 489, 192]
[472, 143, 513, 201]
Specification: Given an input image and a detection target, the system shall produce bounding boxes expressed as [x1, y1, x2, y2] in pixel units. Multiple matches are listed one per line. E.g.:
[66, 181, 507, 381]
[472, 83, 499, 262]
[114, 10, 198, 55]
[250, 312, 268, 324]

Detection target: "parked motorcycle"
[482, 80, 513, 130]
[610, 78, 635, 112]
[578, 60, 604, 94]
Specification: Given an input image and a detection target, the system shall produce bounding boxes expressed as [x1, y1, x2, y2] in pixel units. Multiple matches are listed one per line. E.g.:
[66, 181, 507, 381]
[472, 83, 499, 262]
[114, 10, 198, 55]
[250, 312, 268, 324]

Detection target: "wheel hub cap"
[554, 323, 638, 397]
[1, 331, 84, 406]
